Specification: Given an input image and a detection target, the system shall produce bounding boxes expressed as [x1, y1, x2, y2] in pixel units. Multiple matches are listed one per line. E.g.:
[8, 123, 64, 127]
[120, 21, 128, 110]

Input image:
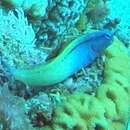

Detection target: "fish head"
[91, 29, 116, 53]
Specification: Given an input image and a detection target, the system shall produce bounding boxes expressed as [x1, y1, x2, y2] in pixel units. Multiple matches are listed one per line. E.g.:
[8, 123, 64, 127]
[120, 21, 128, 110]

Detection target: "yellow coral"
[48, 37, 130, 130]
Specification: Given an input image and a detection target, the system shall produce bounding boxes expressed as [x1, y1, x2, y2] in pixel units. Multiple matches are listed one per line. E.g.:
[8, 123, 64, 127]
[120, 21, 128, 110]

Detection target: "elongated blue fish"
[12, 30, 114, 87]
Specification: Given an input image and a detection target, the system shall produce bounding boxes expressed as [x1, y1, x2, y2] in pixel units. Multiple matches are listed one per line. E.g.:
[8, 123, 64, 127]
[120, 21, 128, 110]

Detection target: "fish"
[11, 30, 114, 87]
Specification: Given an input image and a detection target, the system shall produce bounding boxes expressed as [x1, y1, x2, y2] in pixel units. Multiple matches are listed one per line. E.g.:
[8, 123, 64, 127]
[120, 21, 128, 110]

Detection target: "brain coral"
[46, 37, 130, 130]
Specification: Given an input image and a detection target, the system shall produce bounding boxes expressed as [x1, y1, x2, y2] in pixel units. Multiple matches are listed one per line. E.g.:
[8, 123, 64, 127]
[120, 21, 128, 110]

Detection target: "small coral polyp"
[49, 38, 130, 130]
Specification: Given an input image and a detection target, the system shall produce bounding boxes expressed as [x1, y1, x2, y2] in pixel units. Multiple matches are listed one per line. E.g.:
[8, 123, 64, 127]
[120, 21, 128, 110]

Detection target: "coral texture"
[2, 0, 48, 17]
[0, 8, 47, 69]
[1, 0, 85, 45]
[34, 0, 85, 49]
[0, 86, 34, 130]
[25, 92, 53, 126]
[47, 37, 130, 130]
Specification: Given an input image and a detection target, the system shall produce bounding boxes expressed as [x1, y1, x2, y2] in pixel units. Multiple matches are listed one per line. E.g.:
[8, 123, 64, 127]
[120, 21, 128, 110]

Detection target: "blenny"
[12, 30, 114, 87]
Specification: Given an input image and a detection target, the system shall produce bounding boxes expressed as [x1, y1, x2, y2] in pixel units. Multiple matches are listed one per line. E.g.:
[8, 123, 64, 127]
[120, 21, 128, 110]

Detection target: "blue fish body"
[12, 30, 114, 87]
[61, 30, 114, 75]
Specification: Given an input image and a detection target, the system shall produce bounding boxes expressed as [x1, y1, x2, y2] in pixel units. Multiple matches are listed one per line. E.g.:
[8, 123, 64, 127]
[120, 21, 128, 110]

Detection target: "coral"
[76, 12, 88, 32]
[0, 86, 34, 130]
[1, 0, 86, 58]
[103, 18, 121, 30]
[22, 0, 48, 17]
[86, 6, 109, 25]
[0, 61, 11, 86]
[0, 8, 35, 45]
[76, 0, 109, 32]
[25, 92, 53, 127]
[0, 8, 47, 69]
[0, 0, 108, 96]
[45, 37, 130, 130]
[2, 0, 48, 17]
[35, 0, 85, 49]
[0, 1, 129, 129]
[85, 0, 109, 28]
[0, 8, 48, 97]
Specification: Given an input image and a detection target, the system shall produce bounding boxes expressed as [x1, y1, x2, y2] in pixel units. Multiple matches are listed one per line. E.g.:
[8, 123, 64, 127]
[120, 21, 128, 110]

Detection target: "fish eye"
[105, 33, 111, 39]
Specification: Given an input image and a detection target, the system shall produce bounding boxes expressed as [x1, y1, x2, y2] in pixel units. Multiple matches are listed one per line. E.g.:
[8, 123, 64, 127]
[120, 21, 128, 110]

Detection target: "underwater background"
[0, 0, 130, 130]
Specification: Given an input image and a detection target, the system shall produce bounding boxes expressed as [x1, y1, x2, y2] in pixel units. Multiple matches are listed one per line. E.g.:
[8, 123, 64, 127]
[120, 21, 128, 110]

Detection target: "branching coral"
[0, 8, 35, 45]
[45, 37, 130, 130]
[0, 8, 47, 69]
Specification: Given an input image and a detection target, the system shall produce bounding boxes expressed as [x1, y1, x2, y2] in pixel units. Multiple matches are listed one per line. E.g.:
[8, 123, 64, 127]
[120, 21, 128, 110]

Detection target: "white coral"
[0, 8, 35, 46]
[0, 8, 47, 68]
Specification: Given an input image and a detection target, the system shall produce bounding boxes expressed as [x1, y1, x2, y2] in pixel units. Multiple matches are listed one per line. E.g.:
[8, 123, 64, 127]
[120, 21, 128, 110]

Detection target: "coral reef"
[0, 86, 34, 130]
[1, 0, 48, 17]
[0, 8, 47, 68]
[34, 0, 85, 49]
[86, 6, 109, 26]
[25, 92, 53, 126]
[0, 8, 48, 95]
[1, 0, 86, 48]
[0, 0, 107, 92]
[0, 0, 129, 129]
[46, 38, 130, 130]
[22, 0, 48, 18]
[83, 0, 109, 29]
